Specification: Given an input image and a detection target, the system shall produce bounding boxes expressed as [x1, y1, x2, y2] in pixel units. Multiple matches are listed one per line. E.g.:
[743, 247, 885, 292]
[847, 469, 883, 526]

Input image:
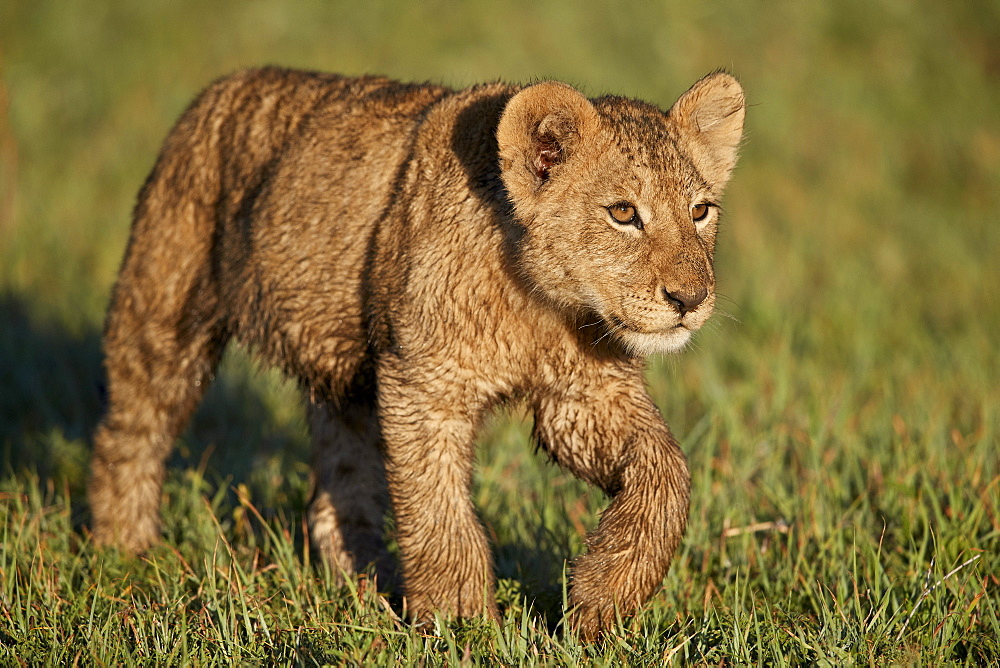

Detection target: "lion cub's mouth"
[616, 324, 694, 356]
[601, 314, 697, 356]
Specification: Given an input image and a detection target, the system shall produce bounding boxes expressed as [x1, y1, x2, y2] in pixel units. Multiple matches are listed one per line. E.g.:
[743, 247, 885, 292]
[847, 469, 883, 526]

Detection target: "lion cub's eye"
[607, 202, 643, 230]
[691, 203, 710, 222]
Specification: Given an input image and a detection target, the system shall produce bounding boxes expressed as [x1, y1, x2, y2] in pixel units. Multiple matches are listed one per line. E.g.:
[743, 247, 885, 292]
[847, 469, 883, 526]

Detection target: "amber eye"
[692, 203, 710, 222]
[608, 202, 642, 229]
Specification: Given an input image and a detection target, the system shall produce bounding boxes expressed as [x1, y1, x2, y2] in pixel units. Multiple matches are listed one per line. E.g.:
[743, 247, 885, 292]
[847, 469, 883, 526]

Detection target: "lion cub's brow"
[584, 101, 704, 203]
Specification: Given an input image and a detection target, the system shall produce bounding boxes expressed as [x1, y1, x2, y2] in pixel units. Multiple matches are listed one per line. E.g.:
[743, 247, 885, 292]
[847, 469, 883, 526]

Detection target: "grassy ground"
[2, 1, 998, 664]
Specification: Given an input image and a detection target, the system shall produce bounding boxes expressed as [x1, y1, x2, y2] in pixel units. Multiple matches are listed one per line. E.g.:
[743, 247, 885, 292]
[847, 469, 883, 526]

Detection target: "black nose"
[661, 285, 707, 316]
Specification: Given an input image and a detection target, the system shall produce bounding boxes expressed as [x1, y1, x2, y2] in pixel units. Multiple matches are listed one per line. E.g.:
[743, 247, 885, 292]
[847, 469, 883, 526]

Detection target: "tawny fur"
[88, 67, 745, 639]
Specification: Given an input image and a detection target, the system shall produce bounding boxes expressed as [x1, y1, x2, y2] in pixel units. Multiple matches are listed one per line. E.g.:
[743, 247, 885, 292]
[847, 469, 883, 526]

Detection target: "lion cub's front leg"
[534, 378, 691, 639]
[376, 361, 500, 624]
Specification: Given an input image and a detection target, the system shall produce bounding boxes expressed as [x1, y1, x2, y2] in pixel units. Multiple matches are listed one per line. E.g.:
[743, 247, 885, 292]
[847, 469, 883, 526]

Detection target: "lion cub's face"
[497, 74, 745, 356]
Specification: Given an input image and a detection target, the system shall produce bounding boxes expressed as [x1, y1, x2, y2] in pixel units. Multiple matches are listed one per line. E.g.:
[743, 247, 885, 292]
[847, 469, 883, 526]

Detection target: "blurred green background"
[0, 0, 997, 660]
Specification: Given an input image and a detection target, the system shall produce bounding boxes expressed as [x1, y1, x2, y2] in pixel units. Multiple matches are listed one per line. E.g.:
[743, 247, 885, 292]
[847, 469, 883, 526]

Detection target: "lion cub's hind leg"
[89, 279, 229, 553]
[307, 397, 394, 587]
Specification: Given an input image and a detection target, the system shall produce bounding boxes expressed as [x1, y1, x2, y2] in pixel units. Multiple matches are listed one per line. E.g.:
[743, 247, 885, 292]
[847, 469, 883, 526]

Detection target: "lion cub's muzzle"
[607, 281, 715, 356]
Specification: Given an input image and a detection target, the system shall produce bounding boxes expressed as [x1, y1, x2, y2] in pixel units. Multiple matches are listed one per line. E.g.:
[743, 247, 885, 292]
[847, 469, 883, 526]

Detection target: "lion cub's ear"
[668, 72, 746, 190]
[497, 81, 600, 203]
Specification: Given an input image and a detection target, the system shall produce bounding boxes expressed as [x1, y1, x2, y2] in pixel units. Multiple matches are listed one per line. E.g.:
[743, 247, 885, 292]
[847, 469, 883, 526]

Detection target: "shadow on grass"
[0, 294, 309, 520]
[0, 296, 104, 489]
[494, 541, 570, 630]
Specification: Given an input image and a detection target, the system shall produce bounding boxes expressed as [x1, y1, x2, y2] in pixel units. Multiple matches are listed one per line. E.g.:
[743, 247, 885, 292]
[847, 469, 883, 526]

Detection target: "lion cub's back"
[187, 69, 453, 387]
[186, 68, 450, 218]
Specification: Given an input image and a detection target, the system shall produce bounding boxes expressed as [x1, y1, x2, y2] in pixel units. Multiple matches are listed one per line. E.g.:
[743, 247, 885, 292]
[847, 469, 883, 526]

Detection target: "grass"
[2, 0, 998, 664]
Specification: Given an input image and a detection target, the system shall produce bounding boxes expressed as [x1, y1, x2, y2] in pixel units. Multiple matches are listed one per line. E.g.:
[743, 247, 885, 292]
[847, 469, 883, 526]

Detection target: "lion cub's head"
[497, 73, 745, 356]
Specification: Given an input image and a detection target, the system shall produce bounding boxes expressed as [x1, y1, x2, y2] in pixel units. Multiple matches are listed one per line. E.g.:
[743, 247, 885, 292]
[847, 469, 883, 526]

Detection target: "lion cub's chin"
[616, 326, 695, 357]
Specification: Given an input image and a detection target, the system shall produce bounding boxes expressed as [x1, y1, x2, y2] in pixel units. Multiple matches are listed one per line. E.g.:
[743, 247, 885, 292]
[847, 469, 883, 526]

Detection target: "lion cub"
[89, 67, 745, 637]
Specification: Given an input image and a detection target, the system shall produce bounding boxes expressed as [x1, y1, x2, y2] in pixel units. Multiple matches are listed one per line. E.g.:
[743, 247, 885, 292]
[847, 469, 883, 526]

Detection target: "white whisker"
[591, 321, 626, 347]
[714, 307, 741, 324]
